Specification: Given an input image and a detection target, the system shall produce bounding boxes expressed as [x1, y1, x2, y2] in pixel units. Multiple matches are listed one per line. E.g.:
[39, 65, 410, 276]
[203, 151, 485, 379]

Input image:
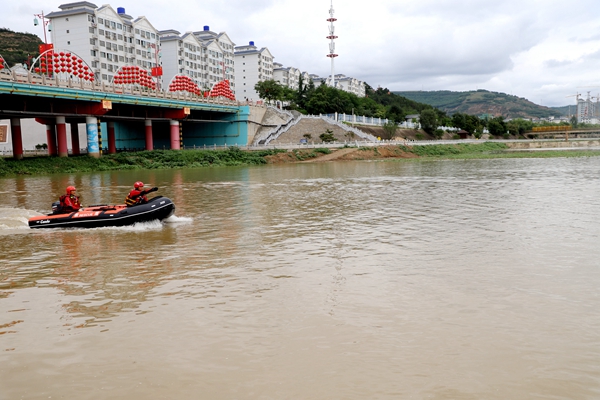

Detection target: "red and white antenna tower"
[326, 0, 338, 88]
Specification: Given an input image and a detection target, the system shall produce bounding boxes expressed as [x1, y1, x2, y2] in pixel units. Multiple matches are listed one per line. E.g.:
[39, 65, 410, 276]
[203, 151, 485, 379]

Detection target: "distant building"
[47, 2, 161, 86]
[273, 62, 300, 90]
[577, 95, 599, 123]
[194, 26, 236, 92]
[234, 41, 274, 100]
[159, 30, 205, 90]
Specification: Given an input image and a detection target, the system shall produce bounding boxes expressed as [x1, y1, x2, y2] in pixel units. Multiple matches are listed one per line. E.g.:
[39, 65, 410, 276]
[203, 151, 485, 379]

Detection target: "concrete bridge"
[0, 68, 263, 159]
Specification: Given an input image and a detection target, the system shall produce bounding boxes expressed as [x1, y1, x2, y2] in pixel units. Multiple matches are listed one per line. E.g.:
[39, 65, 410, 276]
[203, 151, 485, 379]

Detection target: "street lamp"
[33, 12, 52, 45]
[34, 11, 53, 77]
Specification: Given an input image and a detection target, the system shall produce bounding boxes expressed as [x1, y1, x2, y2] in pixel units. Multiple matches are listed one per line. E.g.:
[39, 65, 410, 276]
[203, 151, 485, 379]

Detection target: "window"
[99, 40, 105, 47]
[119, 56, 124, 62]
[102, 74, 108, 80]
[89, 27, 95, 34]
[99, 29, 104, 35]
[91, 50, 97, 57]
[117, 23, 122, 29]
[135, 29, 140, 34]
[101, 63, 107, 69]
[100, 52, 106, 58]
[151, 33, 155, 39]
[89, 38, 95, 45]
[98, 18, 103, 24]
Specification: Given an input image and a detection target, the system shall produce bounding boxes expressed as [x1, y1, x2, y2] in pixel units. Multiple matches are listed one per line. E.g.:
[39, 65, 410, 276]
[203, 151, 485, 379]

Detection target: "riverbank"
[2, 142, 600, 177]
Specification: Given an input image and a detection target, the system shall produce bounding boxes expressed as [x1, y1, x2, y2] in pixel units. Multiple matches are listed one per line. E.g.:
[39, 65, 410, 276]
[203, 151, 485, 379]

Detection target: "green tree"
[487, 116, 507, 136]
[570, 115, 578, 128]
[381, 121, 398, 140]
[254, 80, 283, 105]
[419, 109, 438, 134]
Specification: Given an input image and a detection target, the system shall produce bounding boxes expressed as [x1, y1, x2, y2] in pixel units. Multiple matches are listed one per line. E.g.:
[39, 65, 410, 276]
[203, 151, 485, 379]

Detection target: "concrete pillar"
[56, 116, 68, 157]
[10, 118, 23, 160]
[145, 119, 153, 150]
[70, 123, 80, 155]
[107, 121, 116, 154]
[85, 116, 100, 158]
[97, 119, 103, 154]
[170, 120, 180, 150]
[46, 124, 57, 156]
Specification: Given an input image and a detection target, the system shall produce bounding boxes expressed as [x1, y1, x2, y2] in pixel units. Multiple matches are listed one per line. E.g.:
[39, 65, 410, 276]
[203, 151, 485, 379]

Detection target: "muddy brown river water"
[1, 158, 600, 399]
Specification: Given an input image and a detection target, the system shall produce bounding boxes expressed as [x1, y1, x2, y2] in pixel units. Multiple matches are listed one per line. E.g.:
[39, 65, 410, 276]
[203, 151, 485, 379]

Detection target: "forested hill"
[0, 28, 42, 67]
[393, 90, 568, 119]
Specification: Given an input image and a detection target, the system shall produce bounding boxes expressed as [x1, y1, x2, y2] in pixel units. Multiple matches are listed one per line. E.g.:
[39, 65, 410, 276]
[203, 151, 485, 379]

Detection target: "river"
[1, 158, 600, 399]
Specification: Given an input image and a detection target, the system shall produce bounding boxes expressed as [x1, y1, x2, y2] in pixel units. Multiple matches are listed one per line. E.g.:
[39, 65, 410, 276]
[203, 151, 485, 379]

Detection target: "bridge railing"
[0, 69, 259, 108]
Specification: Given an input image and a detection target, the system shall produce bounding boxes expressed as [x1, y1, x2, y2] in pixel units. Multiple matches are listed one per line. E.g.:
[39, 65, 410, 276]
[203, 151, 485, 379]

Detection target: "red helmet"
[66, 186, 76, 194]
[134, 181, 144, 189]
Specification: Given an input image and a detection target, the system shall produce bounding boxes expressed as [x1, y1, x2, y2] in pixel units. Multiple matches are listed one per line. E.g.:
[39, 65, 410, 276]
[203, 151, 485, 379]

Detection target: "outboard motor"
[51, 201, 61, 214]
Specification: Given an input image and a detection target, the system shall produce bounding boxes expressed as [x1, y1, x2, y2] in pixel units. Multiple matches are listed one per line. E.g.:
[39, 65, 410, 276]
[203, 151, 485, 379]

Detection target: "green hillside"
[394, 90, 568, 119]
[0, 28, 42, 68]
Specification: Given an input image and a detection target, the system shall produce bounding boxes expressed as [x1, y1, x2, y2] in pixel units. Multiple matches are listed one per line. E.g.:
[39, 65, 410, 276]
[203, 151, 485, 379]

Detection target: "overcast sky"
[8, 0, 600, 107]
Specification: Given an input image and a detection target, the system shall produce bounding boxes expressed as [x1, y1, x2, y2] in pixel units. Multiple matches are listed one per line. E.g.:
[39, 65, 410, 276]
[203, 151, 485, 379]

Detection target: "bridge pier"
[107, 122, 116, 154]
[46, 124, 57, 156]
[85, 116, 100, 158]
[10, 118, 23, 160]
[170, 120, 180, 150]
[70, 123, 80, 155]
[145, 120, 153, 150]
[56, 117, 68, 157]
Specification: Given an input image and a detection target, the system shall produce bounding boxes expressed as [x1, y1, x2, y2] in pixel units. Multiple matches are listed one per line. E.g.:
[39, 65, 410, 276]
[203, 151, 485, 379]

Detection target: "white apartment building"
[159, 30, 205, 90]
[335, 75, 366, 97]
[234, 41, 274, 101]
[307, 73, 366, 97]
[194, 27, 236, 93]
[47, 2, 161, 86]
[273, 62, 301, 90]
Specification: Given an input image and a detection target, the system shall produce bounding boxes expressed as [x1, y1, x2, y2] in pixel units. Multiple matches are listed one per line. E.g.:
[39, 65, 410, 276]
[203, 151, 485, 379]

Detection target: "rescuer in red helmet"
[125, 181, 158, 206]
[59, 186, 82, 213]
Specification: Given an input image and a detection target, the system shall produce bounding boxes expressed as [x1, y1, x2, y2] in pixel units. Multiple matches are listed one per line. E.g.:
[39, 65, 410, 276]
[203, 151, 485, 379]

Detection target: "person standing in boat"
[59, 186, 82, 213]
[125, 181, 158, 206]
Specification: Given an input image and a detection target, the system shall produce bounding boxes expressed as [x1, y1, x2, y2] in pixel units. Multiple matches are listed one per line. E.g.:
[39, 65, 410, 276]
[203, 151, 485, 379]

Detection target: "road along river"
[1, 158, 600, 399]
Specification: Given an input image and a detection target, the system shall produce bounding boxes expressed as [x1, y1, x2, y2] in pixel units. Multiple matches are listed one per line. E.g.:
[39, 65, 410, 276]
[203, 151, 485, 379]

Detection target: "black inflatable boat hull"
[28, 196, 175, 229]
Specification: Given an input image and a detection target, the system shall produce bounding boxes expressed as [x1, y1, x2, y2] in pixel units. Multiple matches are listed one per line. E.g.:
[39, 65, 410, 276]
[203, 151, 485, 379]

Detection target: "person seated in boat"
[59, 186, 81, 213]
[125, 181, 158, 206]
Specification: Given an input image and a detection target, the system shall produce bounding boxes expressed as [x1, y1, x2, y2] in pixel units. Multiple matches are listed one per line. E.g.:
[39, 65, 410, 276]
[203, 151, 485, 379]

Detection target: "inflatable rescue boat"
[28, 196, 175, 229]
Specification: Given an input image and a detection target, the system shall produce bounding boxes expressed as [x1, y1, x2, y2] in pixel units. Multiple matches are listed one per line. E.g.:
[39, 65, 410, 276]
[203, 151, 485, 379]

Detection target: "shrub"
[319, 129, 337, 143]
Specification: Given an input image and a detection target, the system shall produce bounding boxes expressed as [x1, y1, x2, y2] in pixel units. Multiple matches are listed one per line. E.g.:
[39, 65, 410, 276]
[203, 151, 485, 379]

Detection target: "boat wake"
[164, 215, 193, 224]
[0, 207, 40, 232]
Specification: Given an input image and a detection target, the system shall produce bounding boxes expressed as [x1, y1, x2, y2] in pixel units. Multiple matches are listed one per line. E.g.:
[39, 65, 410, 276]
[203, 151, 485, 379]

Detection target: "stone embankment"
[268, 118, 359, 146]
